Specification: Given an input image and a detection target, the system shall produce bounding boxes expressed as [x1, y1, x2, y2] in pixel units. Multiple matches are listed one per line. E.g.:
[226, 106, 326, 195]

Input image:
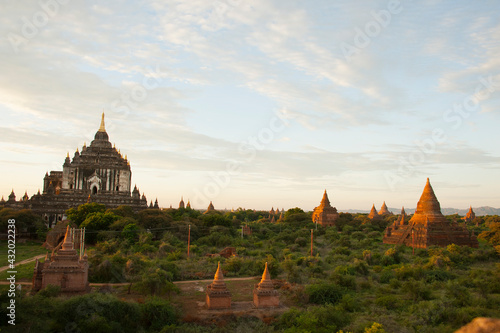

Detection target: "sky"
[1, 0, 500, 211]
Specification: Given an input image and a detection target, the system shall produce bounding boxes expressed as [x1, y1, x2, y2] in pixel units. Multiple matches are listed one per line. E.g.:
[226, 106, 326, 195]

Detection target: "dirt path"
[0, 254, 46, 273]
[174, 276, 258, 284]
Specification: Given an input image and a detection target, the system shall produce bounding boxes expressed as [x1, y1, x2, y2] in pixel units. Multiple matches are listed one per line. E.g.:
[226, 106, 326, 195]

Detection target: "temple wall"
[206, 294, 231, 309]
[253, 293, 279, 308]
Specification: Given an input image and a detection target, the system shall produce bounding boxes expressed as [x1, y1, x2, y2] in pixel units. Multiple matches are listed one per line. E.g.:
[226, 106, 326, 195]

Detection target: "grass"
[0, 261, 36, 281]
[0, 240, 47, 266]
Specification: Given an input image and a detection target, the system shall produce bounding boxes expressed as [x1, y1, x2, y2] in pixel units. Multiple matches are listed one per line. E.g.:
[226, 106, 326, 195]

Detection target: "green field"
[0, 261, 36, 281]
[0, 240, 47, 267]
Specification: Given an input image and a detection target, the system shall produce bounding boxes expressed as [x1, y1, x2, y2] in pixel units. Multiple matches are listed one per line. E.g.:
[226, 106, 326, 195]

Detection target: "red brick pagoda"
[253, 262, 279, 308]
[383, 178, 478, 248]
[312, 190, 339, 227]
[205, 262, 231, 309]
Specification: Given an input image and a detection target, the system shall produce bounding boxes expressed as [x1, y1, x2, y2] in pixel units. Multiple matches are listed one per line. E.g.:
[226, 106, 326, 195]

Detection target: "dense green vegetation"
[1, 204, 499, 332]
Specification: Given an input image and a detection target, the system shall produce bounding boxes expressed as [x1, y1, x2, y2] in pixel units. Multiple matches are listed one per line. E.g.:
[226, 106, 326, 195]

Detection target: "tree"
[137, 209, 172, 230]
[478, 222, 500, 246]
[81, 212, 118, 243]
[122, 223, 140, 242]
[306, 283, 344, 305]
[81, 212, 118, 230]
[0, 208, 45, 236]
[364, 322, 387, 333]
[285, 207, 305, 219]
[202, 213, 231, 228]
[140, 297, 177, 330]
[66, 203, 106, 226]
[110, 205, 137, 219]
[137, 268, 180, 298]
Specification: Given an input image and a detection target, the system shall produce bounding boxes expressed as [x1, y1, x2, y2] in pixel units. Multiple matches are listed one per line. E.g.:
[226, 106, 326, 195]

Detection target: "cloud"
[1, 1, 500, 208]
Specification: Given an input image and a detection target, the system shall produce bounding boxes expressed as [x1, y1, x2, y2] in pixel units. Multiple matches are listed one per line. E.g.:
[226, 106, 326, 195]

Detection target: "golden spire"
[260, 262, 271, 283]
[61, 225, 74, 250]
[214, 262, 224, 281]
[66, 152, 70, 158]
[99, 112, 106, 132]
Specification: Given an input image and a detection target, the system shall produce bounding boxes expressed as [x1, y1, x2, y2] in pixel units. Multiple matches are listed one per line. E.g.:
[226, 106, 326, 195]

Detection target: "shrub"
[402, 279, 432, 301]
[375, 295, 401, 310]
[394, 265, 424, 281]
[445, 281, 471, 307]
[424, 270, 455, 283]
[37, 284, 61, 298]
[278, 304, 350, 333]
[330, 273, 357, 290]
[140, 297, 178, 330]
[306, 283, 344, 305]
[54, 293, 141, 333]
[295, 236, 307, 247]
[379, 269, 395, 284]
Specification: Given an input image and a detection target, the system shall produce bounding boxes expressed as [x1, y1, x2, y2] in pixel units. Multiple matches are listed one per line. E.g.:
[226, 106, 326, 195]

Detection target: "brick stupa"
[383, 178, 478, 248]
[253, 262, 279, 308]
[206, 262, 231, 309]
[32, 226, 89, 294]
[378, 201, 393, 216]
[204, 201, 215, 214]
[312, 190, 339, 227]
[368, 204, 382, 220]
[463, 206, 476, 223]
[396, 207, 408, 225]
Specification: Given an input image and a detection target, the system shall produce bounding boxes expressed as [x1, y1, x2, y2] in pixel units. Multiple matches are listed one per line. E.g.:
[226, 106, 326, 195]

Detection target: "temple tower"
[204, 201, 215, 214]
[368, 204, 381, 220]
[311, 190, 339, 227]
[463, 206, 476, 223]
[383, 178, 478, 248]
[378, 201, 393, 216]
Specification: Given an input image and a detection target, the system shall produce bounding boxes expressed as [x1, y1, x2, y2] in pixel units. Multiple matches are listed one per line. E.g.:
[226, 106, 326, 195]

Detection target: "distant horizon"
[1, 1, 499, 211]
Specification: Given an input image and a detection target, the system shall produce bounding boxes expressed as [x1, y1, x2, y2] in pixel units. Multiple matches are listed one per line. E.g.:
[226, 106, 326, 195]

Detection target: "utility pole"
[310, 229, 313, 256]
[187, 225, 191, 259]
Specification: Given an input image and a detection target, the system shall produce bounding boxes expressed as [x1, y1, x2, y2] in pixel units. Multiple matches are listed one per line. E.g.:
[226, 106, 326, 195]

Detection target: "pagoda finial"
[261, 262, 271, 282]
[214, 262, 224, 281]
[99, 112, 106, 132]
[66, 152, 70, 158]
[61, 225, 74, 250]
